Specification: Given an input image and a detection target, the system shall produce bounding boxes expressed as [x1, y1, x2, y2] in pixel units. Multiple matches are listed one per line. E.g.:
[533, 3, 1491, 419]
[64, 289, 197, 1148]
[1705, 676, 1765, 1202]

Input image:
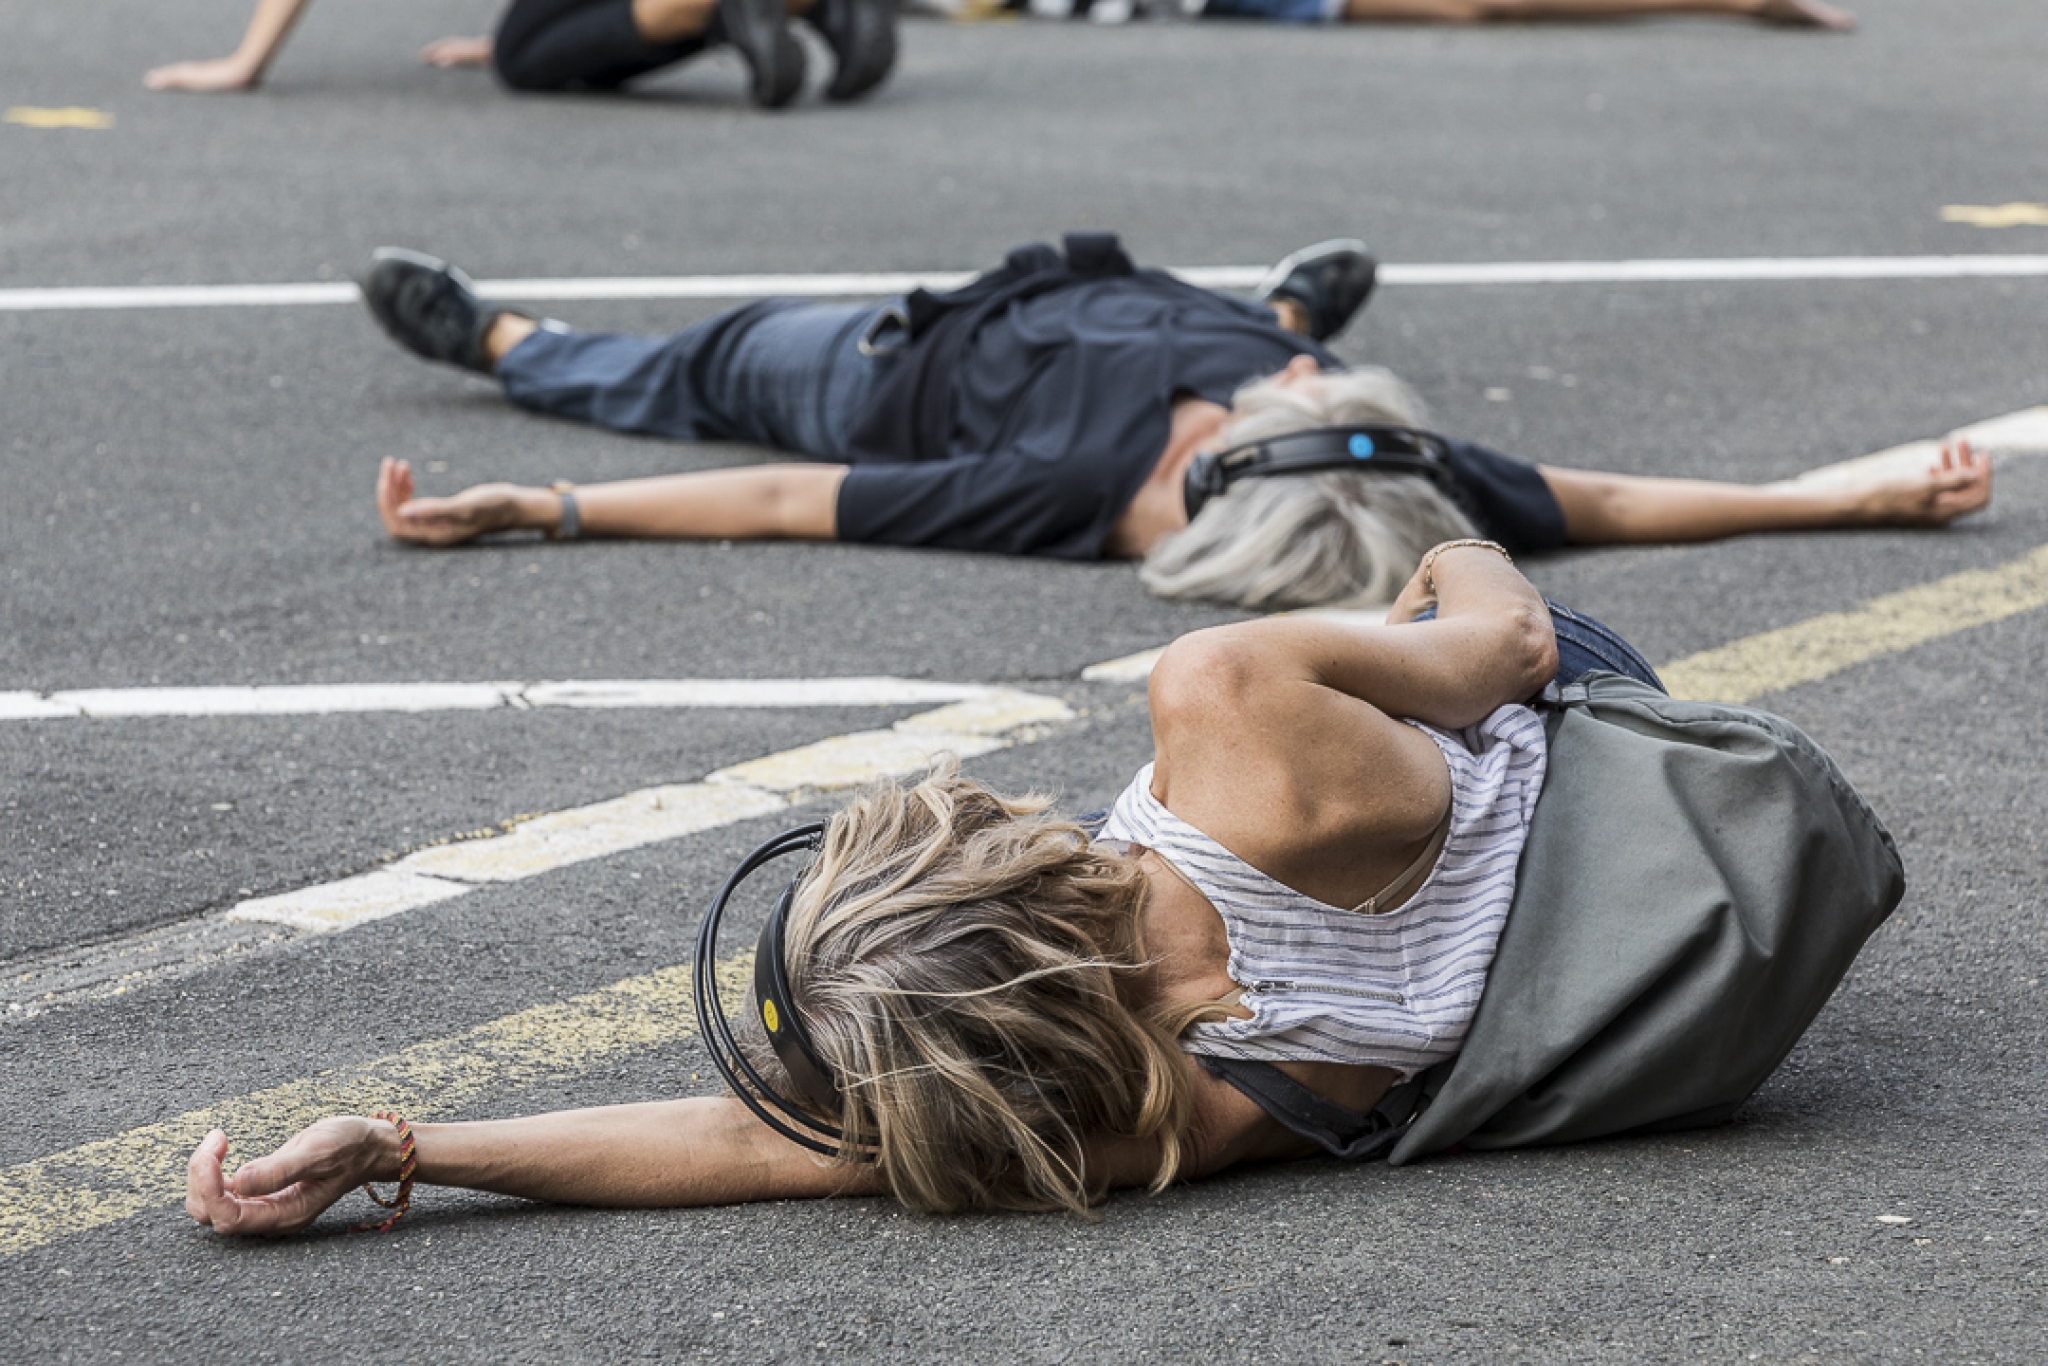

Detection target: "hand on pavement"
[378, 457, 540, 546]
[1919, 438, 1994, 523]
[145, 56, 261, 91]
[421, 36, 495, 68]
[185, 1118, 396, 1237]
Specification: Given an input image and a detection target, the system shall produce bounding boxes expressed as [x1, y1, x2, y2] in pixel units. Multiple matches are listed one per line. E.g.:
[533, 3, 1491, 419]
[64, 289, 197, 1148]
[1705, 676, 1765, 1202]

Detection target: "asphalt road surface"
[3, 0, 2045, 1361]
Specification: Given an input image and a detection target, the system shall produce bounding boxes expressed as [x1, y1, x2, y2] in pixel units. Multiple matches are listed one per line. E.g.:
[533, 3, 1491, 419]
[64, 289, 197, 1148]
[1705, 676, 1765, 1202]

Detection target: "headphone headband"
[1183, 424, 1459, 521]
[692, 822, 859, 1158]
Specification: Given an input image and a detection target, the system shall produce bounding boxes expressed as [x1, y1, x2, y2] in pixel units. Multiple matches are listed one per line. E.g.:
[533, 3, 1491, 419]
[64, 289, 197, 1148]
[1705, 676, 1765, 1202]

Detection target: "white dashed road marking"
[2, 688, 1075, 1015]
[4, 255, 2047, 313]
[0, 676, 990, 723]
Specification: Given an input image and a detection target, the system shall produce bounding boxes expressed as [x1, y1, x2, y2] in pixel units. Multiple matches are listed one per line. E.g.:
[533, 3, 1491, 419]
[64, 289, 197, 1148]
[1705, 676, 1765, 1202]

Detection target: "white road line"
[0, 676, 989, 723]
[3, 686, 1075, 1012]
[223, 685, 1068, 933]
[1785, 407, 2048, 491]
[5, 255, 2047, 314]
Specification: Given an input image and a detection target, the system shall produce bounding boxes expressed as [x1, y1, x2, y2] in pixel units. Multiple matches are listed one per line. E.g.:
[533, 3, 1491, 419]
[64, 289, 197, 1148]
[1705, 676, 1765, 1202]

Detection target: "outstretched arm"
[1339, 0, 1853, 27]
[377, 456, 846, 546]
[1538, 438, 1990, 545]
[145, 0, 317, 91]
[186, 1098, 883, 1237]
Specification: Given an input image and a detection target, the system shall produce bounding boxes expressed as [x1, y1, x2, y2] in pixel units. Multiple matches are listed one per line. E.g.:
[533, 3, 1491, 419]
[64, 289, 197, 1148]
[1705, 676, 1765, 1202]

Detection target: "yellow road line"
[1659, 543, 2048, 704]
[4, 106, 115, 130]
[1942, 203, 2048, 229]
[0, 956, 750, 1259]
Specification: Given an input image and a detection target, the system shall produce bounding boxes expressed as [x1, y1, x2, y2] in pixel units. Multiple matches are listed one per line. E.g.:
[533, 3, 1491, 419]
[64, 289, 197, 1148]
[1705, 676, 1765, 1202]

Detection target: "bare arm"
[1147, 544, 1555, 908]
[145, 0, 317, 91]
[377, 456, 846, 545]
[1538, 439, 1990, 544]
[186, 1098, 882, 1237]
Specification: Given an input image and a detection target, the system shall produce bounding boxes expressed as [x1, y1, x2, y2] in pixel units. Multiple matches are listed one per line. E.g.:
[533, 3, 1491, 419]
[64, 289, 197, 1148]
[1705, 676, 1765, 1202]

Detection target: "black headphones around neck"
[692, 822, 858, 1158]
[1182, 424, 1461, 521]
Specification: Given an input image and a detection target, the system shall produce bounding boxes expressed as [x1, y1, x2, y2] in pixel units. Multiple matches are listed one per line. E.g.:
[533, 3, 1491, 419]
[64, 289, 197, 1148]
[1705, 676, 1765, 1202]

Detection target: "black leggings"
[493, 0, 706, 91]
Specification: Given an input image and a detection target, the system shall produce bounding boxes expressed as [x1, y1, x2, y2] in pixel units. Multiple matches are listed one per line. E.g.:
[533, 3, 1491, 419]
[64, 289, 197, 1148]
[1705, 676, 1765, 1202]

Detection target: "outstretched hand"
[1862, 438, 1994, 526]
[1917, 438, 1995, 523]
[145, 56, 262, 91]
[378, 456, 543, 546]
[420, 36, 494, 68]
[185, 1119, 394, 1237]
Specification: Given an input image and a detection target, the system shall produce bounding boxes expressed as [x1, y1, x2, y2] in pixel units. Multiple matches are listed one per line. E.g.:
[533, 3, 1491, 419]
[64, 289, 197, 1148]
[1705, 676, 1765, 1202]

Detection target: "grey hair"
[1140, 366, 1480, 611]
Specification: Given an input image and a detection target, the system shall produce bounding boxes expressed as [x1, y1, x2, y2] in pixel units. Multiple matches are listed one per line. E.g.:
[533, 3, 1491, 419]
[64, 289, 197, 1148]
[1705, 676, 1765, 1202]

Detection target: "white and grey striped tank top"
[1100, 704, 1548, 1077]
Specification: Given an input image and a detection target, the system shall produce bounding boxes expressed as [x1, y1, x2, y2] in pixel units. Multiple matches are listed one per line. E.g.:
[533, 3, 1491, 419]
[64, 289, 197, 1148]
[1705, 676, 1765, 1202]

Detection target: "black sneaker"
[358, 247, 501, 374]
[716, 0, 806, 108]
[1255, 238, 1378, 343]
[805, 0, 897, 102]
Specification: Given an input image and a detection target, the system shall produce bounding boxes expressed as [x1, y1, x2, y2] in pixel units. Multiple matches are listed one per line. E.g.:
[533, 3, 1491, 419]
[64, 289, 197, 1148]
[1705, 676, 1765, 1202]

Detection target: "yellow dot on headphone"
[762, 999, 781, 1033]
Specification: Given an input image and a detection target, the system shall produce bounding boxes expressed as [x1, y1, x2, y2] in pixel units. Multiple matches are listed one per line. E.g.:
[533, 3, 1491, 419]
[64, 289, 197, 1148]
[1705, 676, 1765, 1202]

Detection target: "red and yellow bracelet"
[351, 1112, 418, 1234]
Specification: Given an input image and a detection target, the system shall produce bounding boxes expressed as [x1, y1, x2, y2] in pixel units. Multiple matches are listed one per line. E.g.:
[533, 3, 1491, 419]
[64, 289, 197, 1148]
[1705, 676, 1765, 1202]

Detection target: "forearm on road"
[568, 466, 846, 540]
[1539, 465, 1863, 544]
[410, 1099, 883, 1207]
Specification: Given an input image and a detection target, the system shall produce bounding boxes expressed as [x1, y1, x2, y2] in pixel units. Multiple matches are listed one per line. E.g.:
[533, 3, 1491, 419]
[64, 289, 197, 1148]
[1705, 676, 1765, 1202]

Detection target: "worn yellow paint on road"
[1660, 543, 2048, 703]
[0, 956, 749, 1259]
[4, 107, 115, 130]
[1941, 203, 2048, 229]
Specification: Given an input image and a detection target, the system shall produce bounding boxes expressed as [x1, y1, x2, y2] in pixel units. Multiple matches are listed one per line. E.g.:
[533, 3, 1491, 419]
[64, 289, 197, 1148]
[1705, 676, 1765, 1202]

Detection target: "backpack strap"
[1539, 679, 1591, 710]
[1195, 1054, 1438, 1162]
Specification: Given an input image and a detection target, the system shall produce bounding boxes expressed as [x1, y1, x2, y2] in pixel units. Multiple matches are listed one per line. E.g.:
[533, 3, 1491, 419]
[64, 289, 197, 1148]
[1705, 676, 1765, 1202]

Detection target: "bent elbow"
[1512, 603, 1560, 696]
[1149, 628, 1268, 737]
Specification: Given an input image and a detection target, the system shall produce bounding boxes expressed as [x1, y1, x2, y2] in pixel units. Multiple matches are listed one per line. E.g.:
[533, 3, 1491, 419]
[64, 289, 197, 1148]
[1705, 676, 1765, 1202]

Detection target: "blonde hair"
[766, 760, 1196, 1216]
[1140, 366, 1480, 610]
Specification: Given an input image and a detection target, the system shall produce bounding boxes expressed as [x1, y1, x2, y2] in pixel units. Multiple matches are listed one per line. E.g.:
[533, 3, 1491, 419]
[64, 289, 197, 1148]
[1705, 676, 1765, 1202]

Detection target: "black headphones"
[1182, 424, 1461, 521]
[693, 822, 860, 1158]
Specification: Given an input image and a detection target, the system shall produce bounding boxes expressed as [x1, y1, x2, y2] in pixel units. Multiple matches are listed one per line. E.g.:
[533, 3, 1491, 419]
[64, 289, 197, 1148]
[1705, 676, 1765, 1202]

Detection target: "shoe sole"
[822, 0, 898, 101]
[360, 246, 492, 373]
[720, 0, 804, 108]
[1254, 237, 1374, 302]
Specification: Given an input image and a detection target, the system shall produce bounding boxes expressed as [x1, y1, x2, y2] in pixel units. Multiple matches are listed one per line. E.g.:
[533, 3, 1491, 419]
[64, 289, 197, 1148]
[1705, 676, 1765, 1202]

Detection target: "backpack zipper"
[1243, 979, 1406, 1006]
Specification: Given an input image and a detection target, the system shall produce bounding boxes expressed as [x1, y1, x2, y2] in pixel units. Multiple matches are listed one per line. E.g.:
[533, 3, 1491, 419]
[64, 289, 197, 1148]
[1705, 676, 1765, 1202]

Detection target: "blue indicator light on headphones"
[1348, 433, 1376, 459]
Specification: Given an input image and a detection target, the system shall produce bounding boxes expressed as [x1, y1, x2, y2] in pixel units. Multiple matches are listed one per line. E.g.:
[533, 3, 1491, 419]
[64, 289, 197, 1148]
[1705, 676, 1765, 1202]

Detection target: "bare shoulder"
[1147, 622, 1451, 891]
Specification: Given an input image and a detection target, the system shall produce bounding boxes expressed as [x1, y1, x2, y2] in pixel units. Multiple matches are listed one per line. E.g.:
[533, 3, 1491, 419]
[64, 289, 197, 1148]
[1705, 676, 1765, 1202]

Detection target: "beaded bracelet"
[1421, 538, 1513, 596]
[351, 1112, 418, 1234]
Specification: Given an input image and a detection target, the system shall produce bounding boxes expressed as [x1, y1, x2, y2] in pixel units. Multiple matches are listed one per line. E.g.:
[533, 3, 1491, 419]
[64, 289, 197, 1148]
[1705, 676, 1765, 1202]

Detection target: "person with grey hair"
[360, 236, 1992, 611]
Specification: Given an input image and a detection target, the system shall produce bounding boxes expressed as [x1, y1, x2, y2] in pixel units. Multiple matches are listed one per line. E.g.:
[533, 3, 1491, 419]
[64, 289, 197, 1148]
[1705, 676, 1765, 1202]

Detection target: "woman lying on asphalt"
[360, 237, 1991, 612]
[145, 0, 895, 108]
[186, 543, 1899, 1231]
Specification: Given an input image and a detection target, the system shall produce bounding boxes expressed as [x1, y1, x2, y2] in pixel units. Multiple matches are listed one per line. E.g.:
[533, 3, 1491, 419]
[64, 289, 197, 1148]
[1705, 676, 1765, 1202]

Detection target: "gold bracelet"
[1420, 539, 1513, 596]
